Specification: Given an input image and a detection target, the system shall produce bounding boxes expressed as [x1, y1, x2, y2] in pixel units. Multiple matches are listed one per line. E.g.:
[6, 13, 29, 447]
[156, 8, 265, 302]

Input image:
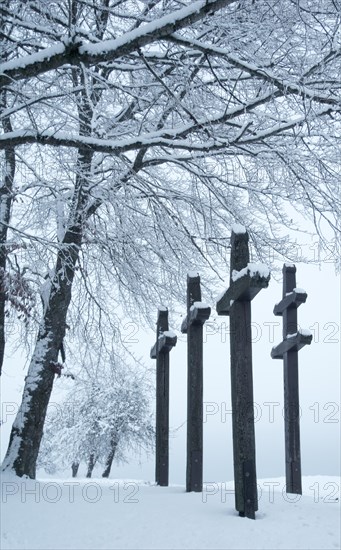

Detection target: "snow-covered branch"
[167, 34, 341, 109]
[0, 0, 236, 87]
[1, 102, 338, 155]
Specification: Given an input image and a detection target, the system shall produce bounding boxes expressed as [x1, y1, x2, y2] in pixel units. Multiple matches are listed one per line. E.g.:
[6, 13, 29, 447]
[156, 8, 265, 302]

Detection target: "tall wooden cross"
[150, 307, 177, 487]
[181, 274, 211, 492]
[216, 228, 270, 519]
[271, 264, 312, 494]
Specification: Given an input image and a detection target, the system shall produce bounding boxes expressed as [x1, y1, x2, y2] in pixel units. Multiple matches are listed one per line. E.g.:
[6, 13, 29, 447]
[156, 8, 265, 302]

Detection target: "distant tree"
[38, 356, 154, 478]
[1, 0, 340, 478]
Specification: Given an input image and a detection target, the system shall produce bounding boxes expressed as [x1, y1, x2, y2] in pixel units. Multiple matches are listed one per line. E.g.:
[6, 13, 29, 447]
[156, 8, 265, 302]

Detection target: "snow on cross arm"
[190, 301, 210, 310]
[231, 262, 270, 282]
[162, 330, 177, 339]
[298, 328, 313, 337]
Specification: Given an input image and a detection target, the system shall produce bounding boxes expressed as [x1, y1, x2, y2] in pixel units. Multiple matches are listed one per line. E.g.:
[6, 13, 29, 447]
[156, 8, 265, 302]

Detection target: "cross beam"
[271, 331, 312, 359]
[150, 307, 177, 487]
[216, 228, 270, 519]
[216, 271, 269, 315]
[271, 264, 312, 495]
[181, 274, 211, 492]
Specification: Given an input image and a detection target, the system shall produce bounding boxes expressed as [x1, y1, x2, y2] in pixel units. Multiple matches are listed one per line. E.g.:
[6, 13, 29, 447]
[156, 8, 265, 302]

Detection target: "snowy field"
[1, 474, 340, 550]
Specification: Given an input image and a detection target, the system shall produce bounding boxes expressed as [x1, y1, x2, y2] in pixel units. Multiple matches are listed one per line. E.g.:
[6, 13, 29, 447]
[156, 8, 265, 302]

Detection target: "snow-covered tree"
[38, 356, 154, 478]
[1, 0, 340, 478]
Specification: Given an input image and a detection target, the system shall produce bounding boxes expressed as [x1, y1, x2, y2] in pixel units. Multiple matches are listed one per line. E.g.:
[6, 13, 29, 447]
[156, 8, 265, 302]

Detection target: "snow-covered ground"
[1, 474, 339, 549]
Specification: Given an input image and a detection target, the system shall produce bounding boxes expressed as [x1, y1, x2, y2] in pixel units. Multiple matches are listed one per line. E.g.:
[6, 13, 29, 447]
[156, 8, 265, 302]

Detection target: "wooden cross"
[271, 264, 312, 494]
[150, 307, 177, 487]
[181, 274, 211, 492]
[216, 228, 270, 519]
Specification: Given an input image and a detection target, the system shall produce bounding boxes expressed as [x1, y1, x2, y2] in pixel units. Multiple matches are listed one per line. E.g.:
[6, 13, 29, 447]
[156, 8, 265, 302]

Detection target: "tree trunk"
[1, 220, 83, 478]
[86, 453, 97, 478]
[102, 439, 118, 478]
[71, 461, 80, 478]
[0, 91, 15, 375]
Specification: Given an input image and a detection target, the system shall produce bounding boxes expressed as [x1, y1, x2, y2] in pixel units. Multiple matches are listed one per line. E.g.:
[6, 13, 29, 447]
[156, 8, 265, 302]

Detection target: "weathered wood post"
[150, 307, 177, 487]
[216, 227, 270, 519]
[181, 273, 211, 492]
[271, 264, 312, 495]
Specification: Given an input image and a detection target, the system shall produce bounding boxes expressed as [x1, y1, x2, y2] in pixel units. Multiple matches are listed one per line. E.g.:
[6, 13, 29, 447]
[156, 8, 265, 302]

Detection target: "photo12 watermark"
[202, 401, 340, 424]
[202, 481, 340, 504]
[1, 480, 140, 504]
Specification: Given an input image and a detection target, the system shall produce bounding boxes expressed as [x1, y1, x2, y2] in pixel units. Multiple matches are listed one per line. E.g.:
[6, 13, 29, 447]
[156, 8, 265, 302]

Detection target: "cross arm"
[216, 272, 270, 316]
[271, 330, 313, 359]
[150, 331, 177, 359]
[274, 290, 308, 316]
[181, 303, 211, 334]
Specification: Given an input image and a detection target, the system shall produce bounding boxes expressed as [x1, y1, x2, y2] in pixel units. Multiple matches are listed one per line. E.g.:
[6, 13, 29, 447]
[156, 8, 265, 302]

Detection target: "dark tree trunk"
[71, 461, 80, 478]
[102, 439, 118, 478]
[1, 145, 93, 479]
[86, 453, 97, 478]
[1, 224, 83, 478]
[0, 91, 15, 375]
